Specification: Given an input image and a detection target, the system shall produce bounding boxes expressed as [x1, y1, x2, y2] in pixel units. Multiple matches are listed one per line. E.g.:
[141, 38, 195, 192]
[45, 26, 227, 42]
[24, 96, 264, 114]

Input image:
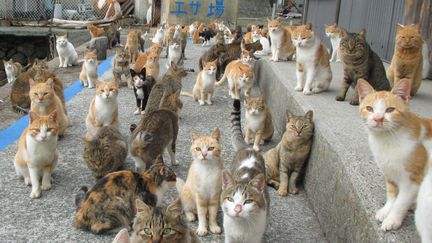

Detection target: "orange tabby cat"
[145, 53, 160, 80]
[29, 79, 69, 138]
[387, 24, 424, 96]
[182, 60, 218, 105]
[80, 50, 98, 89]
[125, 30, 140, 63]
[86, 24, 105, 38]
[216, 62, 254, 99]
[267, 18, 295, 61]
[357, 78, 432, 231]
[133, 43, 162, 73]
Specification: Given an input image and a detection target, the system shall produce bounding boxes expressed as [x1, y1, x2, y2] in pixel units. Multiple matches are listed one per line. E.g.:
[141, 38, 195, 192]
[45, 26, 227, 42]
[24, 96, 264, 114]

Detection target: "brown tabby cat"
[125, 30, 140, 63]
[192, 24, 206, 44]
[244, 96, 274, 151]
[387, 24, 424, 96]
[73, 157, 177, 234]
[129, 198, 200, 243]
[112, 47, 133, 88]
[83, 126, 127, 179]
[264, 110, 314, 196]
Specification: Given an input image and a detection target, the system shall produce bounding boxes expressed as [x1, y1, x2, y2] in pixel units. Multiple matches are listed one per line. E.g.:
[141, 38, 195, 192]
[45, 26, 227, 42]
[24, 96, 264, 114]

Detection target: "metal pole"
[272, 3, 276, 19]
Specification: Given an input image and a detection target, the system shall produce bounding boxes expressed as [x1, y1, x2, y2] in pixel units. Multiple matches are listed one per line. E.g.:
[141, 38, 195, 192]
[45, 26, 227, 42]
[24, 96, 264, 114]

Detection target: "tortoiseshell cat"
[73, 157, 176, 234]
[112, 47, 133, 89]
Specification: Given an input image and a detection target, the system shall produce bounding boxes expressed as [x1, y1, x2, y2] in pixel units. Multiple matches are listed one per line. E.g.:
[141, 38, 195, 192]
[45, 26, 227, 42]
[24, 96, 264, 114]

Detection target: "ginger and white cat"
[291, 23, 332, 95]
[245, 96, 274, 151]
[177, 128, 223, 236]
[56, 35, 78, 68]
[85, 80, 119, 139]
[14, 111, 58, 198]
[252, 29, 271, 56]
[182, 60, 217, 105]
[357, 78, 431, 231]
[80, 50, 98, 89]
[267, 18, 295, 61]
[125, 30, 140, 63]
[216, 62, 254, 99]
[324, 24, 343, 62]
[3, 59, 23, 83]
[166, 40, 182, 69]
[416, 164, 432, 243]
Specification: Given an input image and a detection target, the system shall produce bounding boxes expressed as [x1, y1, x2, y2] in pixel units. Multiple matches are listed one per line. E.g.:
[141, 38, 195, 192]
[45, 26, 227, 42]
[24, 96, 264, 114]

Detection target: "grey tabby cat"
[336, 29, 391, 105]
[83, 126, 128, 179]
[264, 110, 314, 196]
[112, 47, 133, 89]
[221, 99, 269, 243]
[130, 198, 200, 243]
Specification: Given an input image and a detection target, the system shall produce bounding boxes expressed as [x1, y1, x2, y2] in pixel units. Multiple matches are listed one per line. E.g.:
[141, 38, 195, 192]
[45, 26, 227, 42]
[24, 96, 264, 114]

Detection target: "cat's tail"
[74, 186, 88, 208]
[176, 177, 185, 194]
[231, 99, 248, 151]
[180, 91, 194, 98]
[216, 70, 228, 86]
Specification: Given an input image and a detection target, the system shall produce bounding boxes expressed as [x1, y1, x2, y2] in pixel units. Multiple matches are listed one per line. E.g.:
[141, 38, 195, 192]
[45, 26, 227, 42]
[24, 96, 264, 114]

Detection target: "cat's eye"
[226, 197, 234, 202]
[385, 107, 395, 113]
[32, 129, 40, 132]
[47, 128, 53, 132]
[34, 93, 38, 96]
[195, 147, 201, 151]
[43, 92, 48, 96]
[104, 145, 110, 150]
[366, 106, 374, 112]
[244, 199, 253, 204]
[141, 228, 152, 235]
[162, 228, 172, 235]
[109, 88, 114, 91]
[208, 147, 214, 151]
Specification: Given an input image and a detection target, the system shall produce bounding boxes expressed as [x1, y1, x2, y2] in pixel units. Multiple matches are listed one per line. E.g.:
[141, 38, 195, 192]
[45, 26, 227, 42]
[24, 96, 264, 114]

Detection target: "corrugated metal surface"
[304, 0, 338, 49]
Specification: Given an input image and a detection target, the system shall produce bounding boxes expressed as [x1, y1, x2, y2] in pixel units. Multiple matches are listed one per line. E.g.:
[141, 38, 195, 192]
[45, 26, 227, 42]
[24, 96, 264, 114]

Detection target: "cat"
[73, 157, 177, 234]
[252, 29, 271, 56]
[112, 47, 133, 89]
[144, 52, 160, 80]
[3, 59, 23, 83]
[188, 21, 199, 38]
[163, 26, 176, 49]
[112, 228, 129, 243]
[129, 198, 200, 243]
[216, 61, 254, 99]
[80, 50, 98, 89]
[125, 30, 141, 64]
[215, 30, 225, 45]
[387, 24, 424, 97]
[104, 21, 121, 48]
[324, 24, 343, 62]
[86, 23, 105, 38]
[199, 29, 216, 47]
[357, 78, 432, 231]
[166, 40, 183, 69]
[221, 99, 269, 243]
[29, 78, 69, 138]
[264, 110, 314, 196]
[245, 96, 274, 151]
[14, 110, 58, 198]
[193, 24, 207, 44]
[416, 164, 432, 243]
[93, 0, 122, 19]
[267, 18, 295, 61]
[243, 25, 257, 44]
[291, 23, 332, 95]
[152, 26, 165, 45]
[33, 67, 66, 111]
[133, 43, 162, 73]
[177, 128, 223, 236]
[83, 125, 128, 179]
[181, 60, 217, 105]
[336, 29, 391, 105]
[130, 107, 179, 171]
[130, 68, 156, 115]
[56, 34, 78, 68]
[85, 80, 119, 139]
[173, 24, 187, 60]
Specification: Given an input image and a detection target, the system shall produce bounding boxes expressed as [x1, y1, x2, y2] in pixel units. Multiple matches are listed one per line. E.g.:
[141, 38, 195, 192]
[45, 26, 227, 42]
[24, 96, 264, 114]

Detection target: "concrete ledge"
[255, 58, 432, 242]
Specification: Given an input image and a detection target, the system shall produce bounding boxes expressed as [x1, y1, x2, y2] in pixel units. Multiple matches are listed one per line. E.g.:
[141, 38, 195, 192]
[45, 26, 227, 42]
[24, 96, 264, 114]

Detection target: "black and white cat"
[130, 68, 156, 115]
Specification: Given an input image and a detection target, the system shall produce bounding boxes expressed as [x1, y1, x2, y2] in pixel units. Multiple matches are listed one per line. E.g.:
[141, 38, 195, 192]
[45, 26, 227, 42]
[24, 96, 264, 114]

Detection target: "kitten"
[252, 29, 271, 56]
[80, 50, 98, 89]
[264, 110, 314, 196]
[130, 68, 156, 115]
[3, 59, 23, 83]
[387, 24, 424, 96]
[130, 198, 200, 243]
[14, 111, 58, 198]
[152, 26, 165, 45]
[245, 96, 274, 151]
[83, 125, 128, 179]
[85, 80, 119, 139]
[125, 30, 140, 64]
[166, 40, 183, 69]
[177, 128, 223, 236]
[29, 78, 69, 138]
[337, 29, 390, 105]
[56, 34, 78, 68]
[73, 158, 177, 234]
[291, 23, 332, 95]
[133, 43, 162, 73]
[324, 24, 343, 62]
[216, 62, 254, 99]
[144, 52, 160, 80]
[112, 47, 133, 89]
[173, 24, 187, 60]
[199, 29, 216, 47]
[130, 108, 179, 171]
[86, 23, 105, 38]
[181, 60, 217, 105]
[357, 78, 431, 231]
[267, 18, 295, 61]
[221, 100, 268, 243]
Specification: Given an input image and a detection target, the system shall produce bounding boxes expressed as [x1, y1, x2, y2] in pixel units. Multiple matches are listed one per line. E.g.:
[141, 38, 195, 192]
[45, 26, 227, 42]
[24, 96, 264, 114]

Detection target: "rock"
[17, 43, 35, 57]
[0, 50, 5, 59]
[10, 52, 27, 65]
[6, 48, 17, 59]
[33, 46, 48, 59]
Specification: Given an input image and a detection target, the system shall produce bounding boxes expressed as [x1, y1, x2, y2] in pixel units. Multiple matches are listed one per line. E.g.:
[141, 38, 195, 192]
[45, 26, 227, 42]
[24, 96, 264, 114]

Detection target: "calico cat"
[129, 198, 200, 243]
[291, 23, 332, 95]
[83, 125, 128, 179]
[80, 50, 98, 89]
[133, 43, 162, 73]
[264, 110, 314, 196]
[357, 78, 431, 231]
[152, 26, 165, 45]
[144, 52, 160, 80]
[267, 18, 295, 61]
[130, 68, 156, 115]
[56, 34, 78, 68]
[73, 158, 177, 234]
[29, 78, 69, 138]
[181, 60, 217, 105]
[85, 80, 119, 139]
[337, 29, 390, 105]
[130, 108, 179, 171]
[252, 28, 271, 56]
[166, 40, 182, 69]
[325, 24, 343, 62]
[14, 111, 58, 199]
[387, 24, 424, 96]
[177, 128, 223, 236]
[216, 62, 254, 99]
[199, 29, 216, 47]
[112, 47, 133, 89]
[192, 24, 207, 44]
[221, 99, 269, 243]
[125, 30, 140, 64]
[3, 59, 23, 83]
[245, 96, 274, 151]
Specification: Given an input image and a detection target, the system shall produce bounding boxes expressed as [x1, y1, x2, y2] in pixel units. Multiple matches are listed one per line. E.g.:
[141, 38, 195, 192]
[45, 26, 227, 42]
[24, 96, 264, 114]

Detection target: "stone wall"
[237, 0, 272, 18]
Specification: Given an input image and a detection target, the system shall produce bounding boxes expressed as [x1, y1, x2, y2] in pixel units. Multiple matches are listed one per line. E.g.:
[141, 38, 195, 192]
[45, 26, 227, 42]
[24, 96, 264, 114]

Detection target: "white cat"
[79, 50, 98, 89]
[56, 35, 78, 68]
[252, 30, 271, 56]
[3, 59, 23, 83]
[166, 41, 182, 69]
[416, 168, 432, 243]
[152, 26, 164, 45]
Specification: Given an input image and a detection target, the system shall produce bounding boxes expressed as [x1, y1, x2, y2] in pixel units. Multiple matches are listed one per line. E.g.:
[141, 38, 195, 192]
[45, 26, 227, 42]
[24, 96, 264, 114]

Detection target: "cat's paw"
[380, 214, 403, 231]
[30, 188, 42, 199]
[335, 95, 345, 101]
[336, 59, 341, 63]
[205, 100, 212, 105]
[24, 177, 31, 186]
[88, 85, 94, 89]
[375, 206, 392, 222]
[253, 145, 260, 151]
[277, 188, 288, 196]
[209, 224, 222, 234]
[349, 100, 359, 106]
[196, 227, 208, 236]
[185, 212, 196, 222]
[58, 64, 62, 68]
[171, 160, 179, 166]
[41, 182, 52, 191]
[288, 186, 299, 194]
[294, 85, 303, 91]
[259, 140, 265, 145]
[134, 108, 141, 115]
[198, 100, 205, 106]
[141, 110, 146, 115]
[68, 63, 72, 67]
[83, 83, 88, 87]
[312, 87, 324, 93]
[303, 89, 313, 95]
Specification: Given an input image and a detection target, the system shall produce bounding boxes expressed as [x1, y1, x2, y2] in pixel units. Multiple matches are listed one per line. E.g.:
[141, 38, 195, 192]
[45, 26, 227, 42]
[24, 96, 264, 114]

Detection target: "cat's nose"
[234, 204, 242, 213]
[373, 115, 384, 124]
[202, 152, 208, 158]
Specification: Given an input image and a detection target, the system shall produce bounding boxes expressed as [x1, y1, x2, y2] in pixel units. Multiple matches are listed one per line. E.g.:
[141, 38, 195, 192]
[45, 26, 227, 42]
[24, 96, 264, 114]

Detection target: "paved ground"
[0, 40, 326, 242]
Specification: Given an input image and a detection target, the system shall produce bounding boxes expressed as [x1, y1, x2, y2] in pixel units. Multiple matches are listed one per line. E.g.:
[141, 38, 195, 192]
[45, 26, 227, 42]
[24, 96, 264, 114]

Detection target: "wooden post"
[89, 36, 108, 60]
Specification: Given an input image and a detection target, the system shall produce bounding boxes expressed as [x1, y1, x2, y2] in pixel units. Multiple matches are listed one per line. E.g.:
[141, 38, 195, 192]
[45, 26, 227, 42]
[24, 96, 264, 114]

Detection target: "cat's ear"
[170, 61, 177, 71]
[397, 23, 404, 31]
[46, 78, 54, 88]
[91, 49, 97, 55]
[211, 127, 221, 141]
[130, 69, 137, 76]
[166, 198, 183, 219]
[135, 199, 152, 214]
[249, 174, 265, 192]
[286, 111, 294, 122]
[29, 111, 39, 123]
[222, 170, 235, 190]
[357, 79, 375, 102]
[391, 78, 411, 103]
[140, 67, 146, 77]
[305, 110, 313, 122]
[267, 17, 272, 22]
[29, 78, 36, 87]
[359, 28, 366, 38]
[191, 130, 200, 141]
[112, 228, 130, 243]
[95, 81, 101, 88]
[48, 110, 58, 122]
[305, 22, 312, 30]
[340, 28, 348, 38]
